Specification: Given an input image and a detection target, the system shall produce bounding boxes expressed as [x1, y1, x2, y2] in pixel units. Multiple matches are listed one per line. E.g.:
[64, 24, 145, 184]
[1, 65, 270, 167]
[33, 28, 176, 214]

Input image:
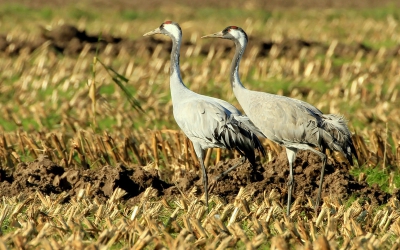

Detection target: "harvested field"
[1, 0, 400, 249]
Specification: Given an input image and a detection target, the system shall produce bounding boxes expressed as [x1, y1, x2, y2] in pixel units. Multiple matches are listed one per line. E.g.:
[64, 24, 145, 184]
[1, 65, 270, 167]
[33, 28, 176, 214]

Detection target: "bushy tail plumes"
[321, 114, 358, 165]
[215, 114, 266, 166]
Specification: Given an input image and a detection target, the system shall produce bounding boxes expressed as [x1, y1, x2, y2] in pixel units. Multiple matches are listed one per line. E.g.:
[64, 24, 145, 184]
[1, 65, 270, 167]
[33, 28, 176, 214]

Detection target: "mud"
[205, 151, 393, 205]
[0, 151, 396, 207]
[0, 155, 172, 203]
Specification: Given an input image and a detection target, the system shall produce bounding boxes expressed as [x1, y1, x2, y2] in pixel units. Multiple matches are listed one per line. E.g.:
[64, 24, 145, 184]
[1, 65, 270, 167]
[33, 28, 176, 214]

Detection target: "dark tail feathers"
[216, 115, 266, 166]
[321, 114, 358, 165]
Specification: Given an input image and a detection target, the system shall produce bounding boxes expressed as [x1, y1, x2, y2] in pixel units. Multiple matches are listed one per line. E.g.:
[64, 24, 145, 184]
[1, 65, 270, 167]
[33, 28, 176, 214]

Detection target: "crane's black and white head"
[201, 26, 248, 45]
[143, 21, 182, 41]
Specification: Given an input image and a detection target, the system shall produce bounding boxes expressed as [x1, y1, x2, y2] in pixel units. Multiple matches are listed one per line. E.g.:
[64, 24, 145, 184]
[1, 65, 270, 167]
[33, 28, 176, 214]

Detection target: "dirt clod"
[0, 157, 172, 203]
[0, 150, 396, 207]
[201, 151, 394, 206]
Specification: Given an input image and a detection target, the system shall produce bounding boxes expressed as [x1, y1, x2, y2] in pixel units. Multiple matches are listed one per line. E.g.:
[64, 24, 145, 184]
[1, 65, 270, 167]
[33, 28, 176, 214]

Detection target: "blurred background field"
[0, 0, 400, 249]
[0, 0, 399, 132]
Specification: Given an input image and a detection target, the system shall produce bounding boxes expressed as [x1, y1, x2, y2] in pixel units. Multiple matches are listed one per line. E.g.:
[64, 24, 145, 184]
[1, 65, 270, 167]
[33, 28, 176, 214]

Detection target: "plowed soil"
[0, 151, 396, 208]
[205, 151, 393, 205]
[0, 155, 172, 203]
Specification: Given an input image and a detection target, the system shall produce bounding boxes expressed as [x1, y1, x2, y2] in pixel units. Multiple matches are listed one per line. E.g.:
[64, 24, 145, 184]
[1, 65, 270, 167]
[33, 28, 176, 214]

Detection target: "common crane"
[144, 22, 266, 212]
[202, 26, 357, 215]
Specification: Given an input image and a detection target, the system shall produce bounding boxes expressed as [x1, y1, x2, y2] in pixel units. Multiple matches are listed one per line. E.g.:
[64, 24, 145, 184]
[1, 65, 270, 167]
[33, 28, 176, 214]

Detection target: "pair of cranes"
[143, 21, 357, 215]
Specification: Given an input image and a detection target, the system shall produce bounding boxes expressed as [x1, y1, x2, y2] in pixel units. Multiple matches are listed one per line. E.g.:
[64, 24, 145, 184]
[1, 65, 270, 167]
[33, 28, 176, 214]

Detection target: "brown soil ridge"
[1, 151, 397, 207]
[202, 150, 395, 206]
[0, 155, 172, 203]
[1, 24, 399, 59]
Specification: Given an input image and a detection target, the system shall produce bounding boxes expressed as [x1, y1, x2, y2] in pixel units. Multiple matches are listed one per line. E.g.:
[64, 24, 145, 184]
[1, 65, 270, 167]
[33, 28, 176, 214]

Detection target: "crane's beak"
[201, 31, 224, 39]
[143, 27, 161, 37]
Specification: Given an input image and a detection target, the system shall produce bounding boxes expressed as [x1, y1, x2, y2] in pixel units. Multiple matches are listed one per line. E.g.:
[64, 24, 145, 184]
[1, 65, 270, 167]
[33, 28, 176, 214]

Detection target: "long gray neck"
[169, 35, 190, 102]
[230, 39, 247, 90]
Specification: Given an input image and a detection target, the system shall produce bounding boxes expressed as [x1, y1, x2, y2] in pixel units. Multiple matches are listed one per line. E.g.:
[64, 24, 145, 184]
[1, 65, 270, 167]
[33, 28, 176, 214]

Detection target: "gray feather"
[174, 98, 265, 164]
[236, 89, 357, 164]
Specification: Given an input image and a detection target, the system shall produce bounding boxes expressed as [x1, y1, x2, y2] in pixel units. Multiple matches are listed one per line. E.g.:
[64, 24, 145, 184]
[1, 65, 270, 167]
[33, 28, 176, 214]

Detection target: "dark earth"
[1, 23, 399, 59]
[0, 151, 396, 208]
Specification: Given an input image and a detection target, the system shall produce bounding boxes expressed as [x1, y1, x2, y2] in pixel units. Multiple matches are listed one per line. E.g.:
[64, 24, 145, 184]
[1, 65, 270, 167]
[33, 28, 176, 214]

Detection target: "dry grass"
[0, 188, 400, 249]
[0, 5, 400, 249]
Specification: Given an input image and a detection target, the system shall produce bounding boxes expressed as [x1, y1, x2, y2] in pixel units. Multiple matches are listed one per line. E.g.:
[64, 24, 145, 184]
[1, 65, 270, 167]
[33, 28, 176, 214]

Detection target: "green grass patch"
[195, 8, 273, 23]
[350, 166, 400, 193]
[359, 5, 400, 20]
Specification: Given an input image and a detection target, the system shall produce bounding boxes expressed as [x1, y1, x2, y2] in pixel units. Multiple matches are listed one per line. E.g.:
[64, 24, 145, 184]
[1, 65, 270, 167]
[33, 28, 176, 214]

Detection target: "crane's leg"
[193, 144, 209, 213]
[286, 148, 297, 216]
[316, 155, 327, 212]
[199, 157, 209, 213]
[214, 156, 246, 181]
[308, 148, 327, 213]
[208, 148, 250, 192]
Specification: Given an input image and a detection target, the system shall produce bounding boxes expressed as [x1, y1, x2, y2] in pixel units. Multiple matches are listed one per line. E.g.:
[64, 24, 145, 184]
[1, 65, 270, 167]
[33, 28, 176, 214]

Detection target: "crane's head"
[143, 21, 182, 41]
[201, 26, 248, 44]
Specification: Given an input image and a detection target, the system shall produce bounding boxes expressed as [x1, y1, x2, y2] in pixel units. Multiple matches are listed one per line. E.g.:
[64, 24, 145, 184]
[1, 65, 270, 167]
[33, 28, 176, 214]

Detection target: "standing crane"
[143, 21, 265, 212]
[202, 26, 358, 215]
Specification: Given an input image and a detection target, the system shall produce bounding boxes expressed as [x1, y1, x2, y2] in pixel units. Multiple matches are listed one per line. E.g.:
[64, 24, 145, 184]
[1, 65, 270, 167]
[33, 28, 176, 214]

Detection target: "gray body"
[236, 88, 352, 156]
[171, 80, 264, 152]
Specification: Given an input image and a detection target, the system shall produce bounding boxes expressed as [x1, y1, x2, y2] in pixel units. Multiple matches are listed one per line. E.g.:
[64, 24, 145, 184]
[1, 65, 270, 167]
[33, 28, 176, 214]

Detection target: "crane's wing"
[173, 99, 265, 160]
[233, 115, 267, 138]
[204, 95, 266, 138]
[243, 91, 356, 164]
[207, 96, 242, 116]
[174, 100, 238, 147]
[245, 94, 321, 146]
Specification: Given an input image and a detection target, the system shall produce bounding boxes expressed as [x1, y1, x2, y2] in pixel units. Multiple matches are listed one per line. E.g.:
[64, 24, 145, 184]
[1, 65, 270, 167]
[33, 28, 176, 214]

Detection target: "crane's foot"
[207, 176, 218, 193]
[314, 200, 322, 215]
[314, 206, 321, 216]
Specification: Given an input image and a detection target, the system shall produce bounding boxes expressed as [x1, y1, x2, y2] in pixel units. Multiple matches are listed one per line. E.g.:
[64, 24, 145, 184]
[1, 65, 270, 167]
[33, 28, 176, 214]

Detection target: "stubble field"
[0, 1, 400, 249]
